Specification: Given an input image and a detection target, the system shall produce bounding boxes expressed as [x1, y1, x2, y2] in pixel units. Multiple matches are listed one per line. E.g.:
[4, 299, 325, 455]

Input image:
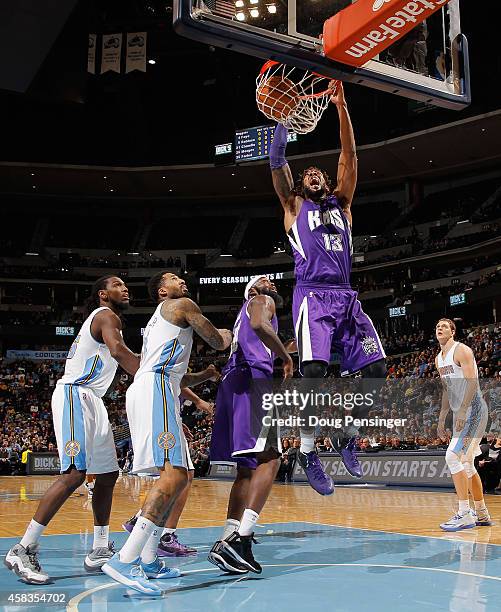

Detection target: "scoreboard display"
[235, 125, 297, 163]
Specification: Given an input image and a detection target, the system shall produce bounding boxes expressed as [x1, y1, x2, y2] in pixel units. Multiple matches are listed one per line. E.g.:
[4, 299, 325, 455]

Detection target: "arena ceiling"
[0, 111, 499, 202]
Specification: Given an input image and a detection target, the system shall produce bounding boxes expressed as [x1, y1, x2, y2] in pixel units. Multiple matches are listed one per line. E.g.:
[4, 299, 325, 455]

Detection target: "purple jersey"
[223, 298, 278, 376]
[288, 195, 352, 286]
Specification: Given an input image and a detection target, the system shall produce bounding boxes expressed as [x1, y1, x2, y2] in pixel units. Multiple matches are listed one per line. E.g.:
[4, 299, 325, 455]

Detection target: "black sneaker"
[207, 541, 248, 574]
[220, 532, 261, 574]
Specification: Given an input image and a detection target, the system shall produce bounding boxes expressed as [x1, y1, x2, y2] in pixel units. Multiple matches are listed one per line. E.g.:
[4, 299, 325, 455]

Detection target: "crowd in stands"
[1, 323, 500, 487]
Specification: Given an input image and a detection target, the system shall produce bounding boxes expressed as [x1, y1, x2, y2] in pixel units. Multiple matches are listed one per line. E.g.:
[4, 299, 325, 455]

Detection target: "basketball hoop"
[256, 60, 337, 135]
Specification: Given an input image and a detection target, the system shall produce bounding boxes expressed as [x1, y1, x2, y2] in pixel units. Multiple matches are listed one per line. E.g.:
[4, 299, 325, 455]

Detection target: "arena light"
[235, 10, 246, 20]
[25, 252, 39, 256]
[250, 8, 259, 17]
[266, 3, 276, 13]
[249, 0, 259, 4]
[235, 0, 244, 6]
[148, 59, 156, 65]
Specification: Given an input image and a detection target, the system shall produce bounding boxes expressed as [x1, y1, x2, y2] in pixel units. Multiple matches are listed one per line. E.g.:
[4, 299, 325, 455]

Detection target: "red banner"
[323, 0, 451, 68]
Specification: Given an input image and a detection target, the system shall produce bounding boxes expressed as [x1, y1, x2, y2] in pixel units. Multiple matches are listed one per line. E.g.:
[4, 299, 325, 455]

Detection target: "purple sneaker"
[122, 514, 138, 534]
[297, 451, 334, 496]
[157, 533, 197, 557]
[340, 438, 362, 478]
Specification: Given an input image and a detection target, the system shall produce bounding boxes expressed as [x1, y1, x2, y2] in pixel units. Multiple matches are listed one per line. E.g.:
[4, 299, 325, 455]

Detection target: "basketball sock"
[119, 517, 158, 563]
[222, 519, 240, 540]
[20, 519, 46, 549]
[93, 525, 109, 549]
[140, 527, 162, 564]
[458, 499, 470, 514]
[162, 527, 175, 536]
[474, 499, 488, 513]
[238, 509, 259, 536]
[300, 429, 315, 454]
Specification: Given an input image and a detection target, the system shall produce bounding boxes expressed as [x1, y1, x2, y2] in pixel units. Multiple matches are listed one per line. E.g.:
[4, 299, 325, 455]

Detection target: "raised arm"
[270, 123, 296, 224]
[174, 299, 232, 351]
[248, 295, 293, 379]
[332, 83, 357, 224]
[93, 310, 140, 376]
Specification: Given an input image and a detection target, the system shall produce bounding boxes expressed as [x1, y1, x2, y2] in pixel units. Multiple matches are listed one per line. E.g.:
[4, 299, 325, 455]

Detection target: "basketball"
[256, 75, 299, 121]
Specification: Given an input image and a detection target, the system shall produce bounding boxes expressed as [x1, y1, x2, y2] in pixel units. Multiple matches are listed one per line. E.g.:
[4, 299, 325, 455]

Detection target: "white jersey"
[58, 307, 118, 398]
[437, 341, 481, 413]
[135, 302, 193, 387]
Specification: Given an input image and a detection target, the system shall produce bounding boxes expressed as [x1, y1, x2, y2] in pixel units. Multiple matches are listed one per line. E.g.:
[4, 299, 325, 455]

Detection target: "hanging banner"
[101, 33, 122, 74]
[88, 34, 96, 74]
[125, 32, 147, 73]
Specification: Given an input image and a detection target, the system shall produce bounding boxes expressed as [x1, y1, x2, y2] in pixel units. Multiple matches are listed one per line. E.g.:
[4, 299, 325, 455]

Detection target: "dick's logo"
[372, 0, 391, 11]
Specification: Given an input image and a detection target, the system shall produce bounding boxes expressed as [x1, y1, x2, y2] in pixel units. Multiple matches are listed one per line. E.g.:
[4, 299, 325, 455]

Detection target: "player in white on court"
[102, 272, 232, 595]
[4, 275, 140, 584]
[435, 318, 492, 531]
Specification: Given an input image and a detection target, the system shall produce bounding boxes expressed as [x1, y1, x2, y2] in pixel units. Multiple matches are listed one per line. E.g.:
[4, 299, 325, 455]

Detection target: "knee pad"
[446, 449, 465, 475]
[302, 361, 327, 379]
[463, 461, 477, 479]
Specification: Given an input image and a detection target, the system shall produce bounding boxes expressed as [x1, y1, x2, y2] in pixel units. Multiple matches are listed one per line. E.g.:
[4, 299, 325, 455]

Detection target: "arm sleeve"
[269, 123, 288, 170]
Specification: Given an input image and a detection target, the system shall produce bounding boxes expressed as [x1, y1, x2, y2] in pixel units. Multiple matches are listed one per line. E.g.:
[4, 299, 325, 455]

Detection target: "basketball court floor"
[1, 476, 500, 610]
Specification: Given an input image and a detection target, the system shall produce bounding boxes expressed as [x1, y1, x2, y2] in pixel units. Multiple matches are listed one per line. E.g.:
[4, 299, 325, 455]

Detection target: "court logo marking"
[158, 431, 176, 450]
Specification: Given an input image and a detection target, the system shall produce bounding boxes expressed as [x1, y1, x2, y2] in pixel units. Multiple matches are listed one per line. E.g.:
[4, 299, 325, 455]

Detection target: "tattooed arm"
[172, 298, 232, 350]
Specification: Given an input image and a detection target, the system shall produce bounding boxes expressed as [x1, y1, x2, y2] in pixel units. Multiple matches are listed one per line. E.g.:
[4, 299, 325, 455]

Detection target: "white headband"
[244, 275, 269, 300]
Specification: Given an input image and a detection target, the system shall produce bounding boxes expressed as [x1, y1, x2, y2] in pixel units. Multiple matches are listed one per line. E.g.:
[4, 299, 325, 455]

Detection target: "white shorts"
[127, 372, 190, 473]
[52, 384, 118, 474]
[448, 395, 488, 462]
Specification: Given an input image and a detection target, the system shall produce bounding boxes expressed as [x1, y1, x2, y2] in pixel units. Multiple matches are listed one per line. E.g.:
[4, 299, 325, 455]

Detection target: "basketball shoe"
[4, 543, 49, 584]
[297, 450, 334, 495]
[84, 542, 116, 571]
[340, 437, 363, 478]
[208, 540, 248, 574]
[220, 532, 261, 574]
[473, 509, 493, 526]
[102, 554, 162, 595]
[440, 510, 476, 532]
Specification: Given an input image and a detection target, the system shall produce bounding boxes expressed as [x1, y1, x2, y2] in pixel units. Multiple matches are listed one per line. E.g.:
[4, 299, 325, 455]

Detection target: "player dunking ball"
[207, 276, 293, 574]
[269, 82, 386, 493]
[102, 272, 232, 595]
[435, 318, 492, 531]
[5, 276, 139, 583]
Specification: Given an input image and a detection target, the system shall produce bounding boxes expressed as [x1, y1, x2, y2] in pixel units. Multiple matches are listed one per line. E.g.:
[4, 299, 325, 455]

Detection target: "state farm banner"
[125, 32, 147, 73]
[323, 0, 450, 67]
[101, 33, 122, 74]
[88, 34, 96, 74]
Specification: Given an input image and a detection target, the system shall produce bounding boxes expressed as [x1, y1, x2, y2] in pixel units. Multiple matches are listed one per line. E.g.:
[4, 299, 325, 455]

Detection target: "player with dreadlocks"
[269, 82, 386, 495]
[5, 275, 139, 584]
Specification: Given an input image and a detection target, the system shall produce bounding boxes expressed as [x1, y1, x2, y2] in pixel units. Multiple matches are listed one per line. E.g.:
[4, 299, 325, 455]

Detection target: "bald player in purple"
[269, 82, 386, 492]
[208, 275, 293, 574]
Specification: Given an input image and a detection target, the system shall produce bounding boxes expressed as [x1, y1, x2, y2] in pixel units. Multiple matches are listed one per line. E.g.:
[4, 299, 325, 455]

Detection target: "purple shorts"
[292, 284, 385, 375]
[210, 365, 277, 469]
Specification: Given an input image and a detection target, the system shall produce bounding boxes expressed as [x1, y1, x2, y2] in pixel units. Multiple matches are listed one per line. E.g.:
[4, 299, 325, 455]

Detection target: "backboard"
[173, 0, 470, 109]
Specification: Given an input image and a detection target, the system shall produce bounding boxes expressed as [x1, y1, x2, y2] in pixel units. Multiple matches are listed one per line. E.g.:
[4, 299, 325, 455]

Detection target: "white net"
[256, 61, 335, 134]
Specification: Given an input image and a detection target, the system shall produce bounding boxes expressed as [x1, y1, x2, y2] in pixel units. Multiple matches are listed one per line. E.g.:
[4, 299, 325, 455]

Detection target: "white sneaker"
[4, 544, 50, 584]
[440, 510, 476, 532]
[473, 509, 493, 526]
[85, 482, 94, 498]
